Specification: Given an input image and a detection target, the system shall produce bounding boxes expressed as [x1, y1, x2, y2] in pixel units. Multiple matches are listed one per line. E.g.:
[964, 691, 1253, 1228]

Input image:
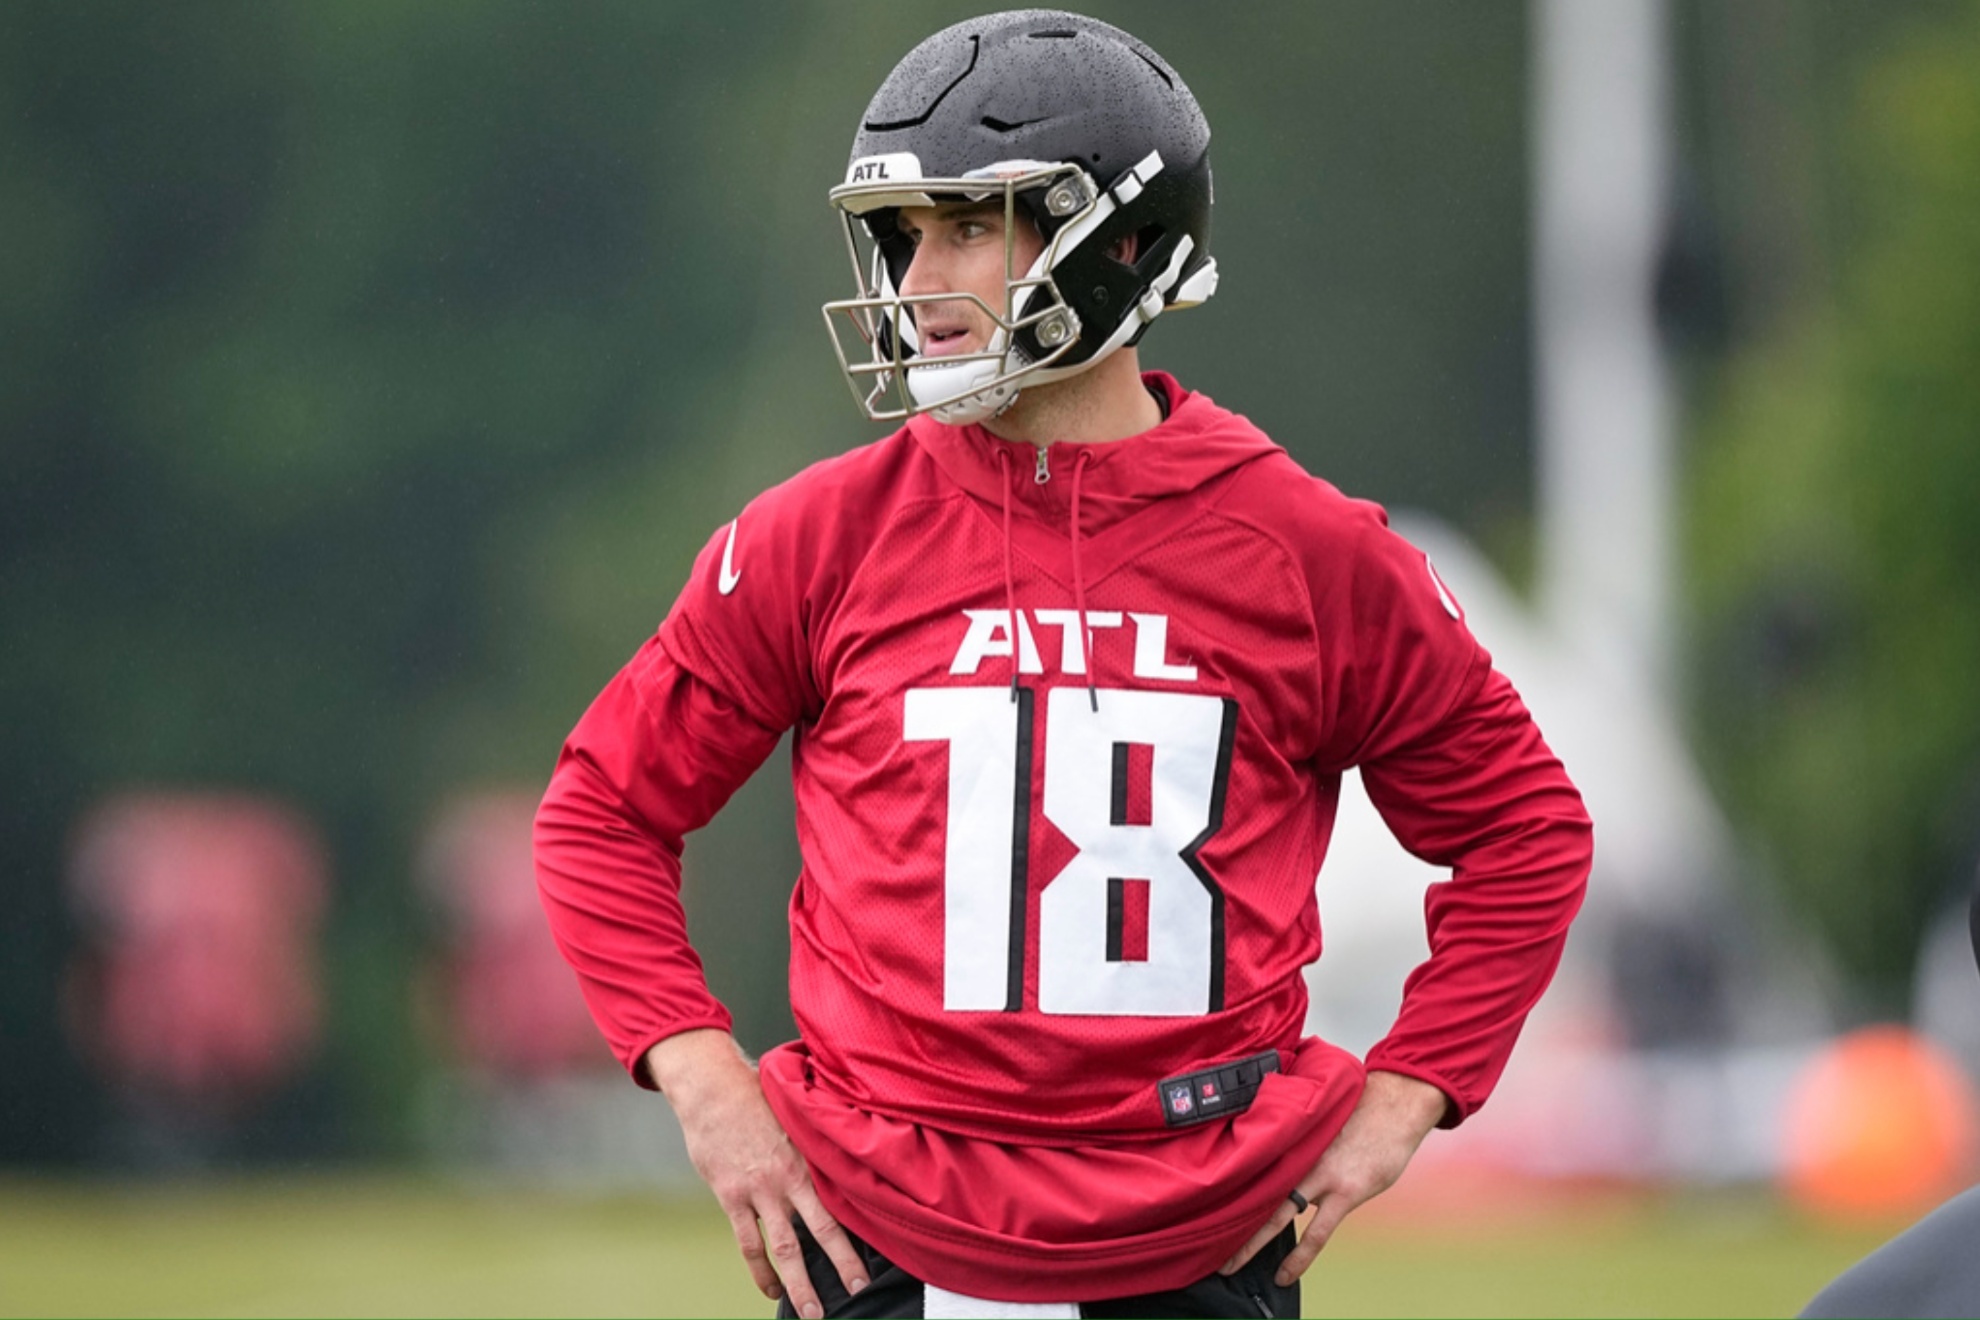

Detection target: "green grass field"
[0, 1174, 1903, 1317]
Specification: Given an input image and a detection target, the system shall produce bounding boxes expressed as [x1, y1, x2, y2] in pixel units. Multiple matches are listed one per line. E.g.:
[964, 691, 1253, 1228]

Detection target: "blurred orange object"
[1782, 1025, 1980, 1219]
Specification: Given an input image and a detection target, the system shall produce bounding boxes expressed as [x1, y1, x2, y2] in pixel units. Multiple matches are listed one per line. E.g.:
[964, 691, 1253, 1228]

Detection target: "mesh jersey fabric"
[535, 372, 1593, 1301]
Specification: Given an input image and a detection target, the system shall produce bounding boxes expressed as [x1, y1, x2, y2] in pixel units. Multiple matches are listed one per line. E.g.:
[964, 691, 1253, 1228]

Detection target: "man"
[535, 11, 1592, 1318]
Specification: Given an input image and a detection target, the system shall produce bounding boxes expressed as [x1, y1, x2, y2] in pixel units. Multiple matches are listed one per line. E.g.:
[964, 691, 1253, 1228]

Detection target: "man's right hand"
[644, 1030, 869, 1319]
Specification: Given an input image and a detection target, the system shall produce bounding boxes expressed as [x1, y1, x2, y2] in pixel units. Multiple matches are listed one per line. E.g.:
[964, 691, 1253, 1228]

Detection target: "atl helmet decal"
[845, 152, 921, 187]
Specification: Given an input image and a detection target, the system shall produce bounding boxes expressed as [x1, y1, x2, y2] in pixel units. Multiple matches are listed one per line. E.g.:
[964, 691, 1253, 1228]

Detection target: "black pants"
[774, 1217, 1299, 1319]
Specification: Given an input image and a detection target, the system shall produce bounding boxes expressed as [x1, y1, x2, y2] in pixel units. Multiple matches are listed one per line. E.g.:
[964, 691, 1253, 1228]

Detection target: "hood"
[906, 372, 1284, 537]
[904, 372, 1284, 708]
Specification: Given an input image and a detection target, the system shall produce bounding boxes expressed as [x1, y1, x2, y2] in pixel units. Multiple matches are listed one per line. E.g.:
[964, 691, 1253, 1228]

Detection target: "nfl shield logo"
[1167, 1084, 1194, 1117]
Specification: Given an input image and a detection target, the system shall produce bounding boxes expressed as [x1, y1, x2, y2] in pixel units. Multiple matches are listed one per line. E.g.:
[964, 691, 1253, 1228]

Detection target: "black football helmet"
[822, 9, 1218, 424]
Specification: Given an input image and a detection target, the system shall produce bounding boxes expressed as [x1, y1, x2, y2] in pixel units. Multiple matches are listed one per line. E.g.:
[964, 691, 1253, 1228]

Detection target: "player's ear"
[1107, 224, 1169, 269]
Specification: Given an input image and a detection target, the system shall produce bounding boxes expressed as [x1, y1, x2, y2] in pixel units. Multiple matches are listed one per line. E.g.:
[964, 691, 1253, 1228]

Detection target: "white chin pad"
[908, 358, 1015, 424]
[906, 326, 1019, 425]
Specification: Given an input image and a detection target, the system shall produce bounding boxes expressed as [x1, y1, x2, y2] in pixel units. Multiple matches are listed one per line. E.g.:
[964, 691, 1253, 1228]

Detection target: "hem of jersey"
[794, 1109, 1346, 1302]
[828, 1177, 1265, 1263]
[758, 1039, 1365, 1301]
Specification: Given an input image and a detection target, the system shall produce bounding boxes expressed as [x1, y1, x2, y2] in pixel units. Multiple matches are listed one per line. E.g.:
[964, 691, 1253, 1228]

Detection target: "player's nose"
[897, 240, 953, 300]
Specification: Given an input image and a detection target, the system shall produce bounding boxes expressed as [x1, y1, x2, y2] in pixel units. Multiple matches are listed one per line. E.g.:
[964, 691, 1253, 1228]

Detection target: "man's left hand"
[1219, 1069, 1449, 1286]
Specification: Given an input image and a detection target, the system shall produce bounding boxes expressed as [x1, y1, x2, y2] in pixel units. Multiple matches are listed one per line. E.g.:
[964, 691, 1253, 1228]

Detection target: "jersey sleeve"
[1309, 499, 1490, 771]
[657, 480, 848, 731]
[1306, 500, 1592, 1125]
[533, 635, 783, 1085]
[1357, 665, 1592, 1124]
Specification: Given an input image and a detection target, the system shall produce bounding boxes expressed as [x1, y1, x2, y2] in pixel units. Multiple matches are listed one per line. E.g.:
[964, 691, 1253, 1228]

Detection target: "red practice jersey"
[535, 373, 1592, 1300]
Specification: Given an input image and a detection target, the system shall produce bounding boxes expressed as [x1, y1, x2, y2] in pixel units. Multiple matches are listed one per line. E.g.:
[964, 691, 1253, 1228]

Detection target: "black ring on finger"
[1287, 1189, 1310, 1213]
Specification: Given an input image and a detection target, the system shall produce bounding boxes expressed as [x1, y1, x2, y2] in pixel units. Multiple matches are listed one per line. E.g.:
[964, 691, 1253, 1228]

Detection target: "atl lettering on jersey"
[948, 608, 1197, 681]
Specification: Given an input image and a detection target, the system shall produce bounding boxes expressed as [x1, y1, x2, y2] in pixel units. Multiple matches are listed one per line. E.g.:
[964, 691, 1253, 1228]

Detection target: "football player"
[535, 11, 1593, 1317]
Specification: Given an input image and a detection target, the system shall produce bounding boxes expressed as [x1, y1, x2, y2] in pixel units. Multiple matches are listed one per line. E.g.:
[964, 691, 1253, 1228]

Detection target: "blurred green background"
[0, 1175, 1908, 1318]
[5, 0, 1980, 1312]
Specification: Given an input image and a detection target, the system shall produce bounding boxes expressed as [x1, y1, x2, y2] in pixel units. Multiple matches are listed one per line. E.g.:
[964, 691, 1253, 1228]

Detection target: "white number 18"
[903, 686, 1236, 1017]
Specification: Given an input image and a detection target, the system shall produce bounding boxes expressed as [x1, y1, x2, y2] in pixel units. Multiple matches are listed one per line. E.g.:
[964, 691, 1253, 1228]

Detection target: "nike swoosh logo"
[718, 519, 742, 595]
[1424, 554, 1460, 620]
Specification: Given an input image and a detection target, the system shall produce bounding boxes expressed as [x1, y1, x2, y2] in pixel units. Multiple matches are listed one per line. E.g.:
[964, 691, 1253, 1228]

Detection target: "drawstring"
[1069, 450, 1098, 712]
[996, 448, 1021, 702]
[996, 441, 1098, 711]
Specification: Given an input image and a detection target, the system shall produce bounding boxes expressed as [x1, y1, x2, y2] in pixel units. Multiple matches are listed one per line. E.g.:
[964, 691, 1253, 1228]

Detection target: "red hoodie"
[534, 373, 1592, 1300]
